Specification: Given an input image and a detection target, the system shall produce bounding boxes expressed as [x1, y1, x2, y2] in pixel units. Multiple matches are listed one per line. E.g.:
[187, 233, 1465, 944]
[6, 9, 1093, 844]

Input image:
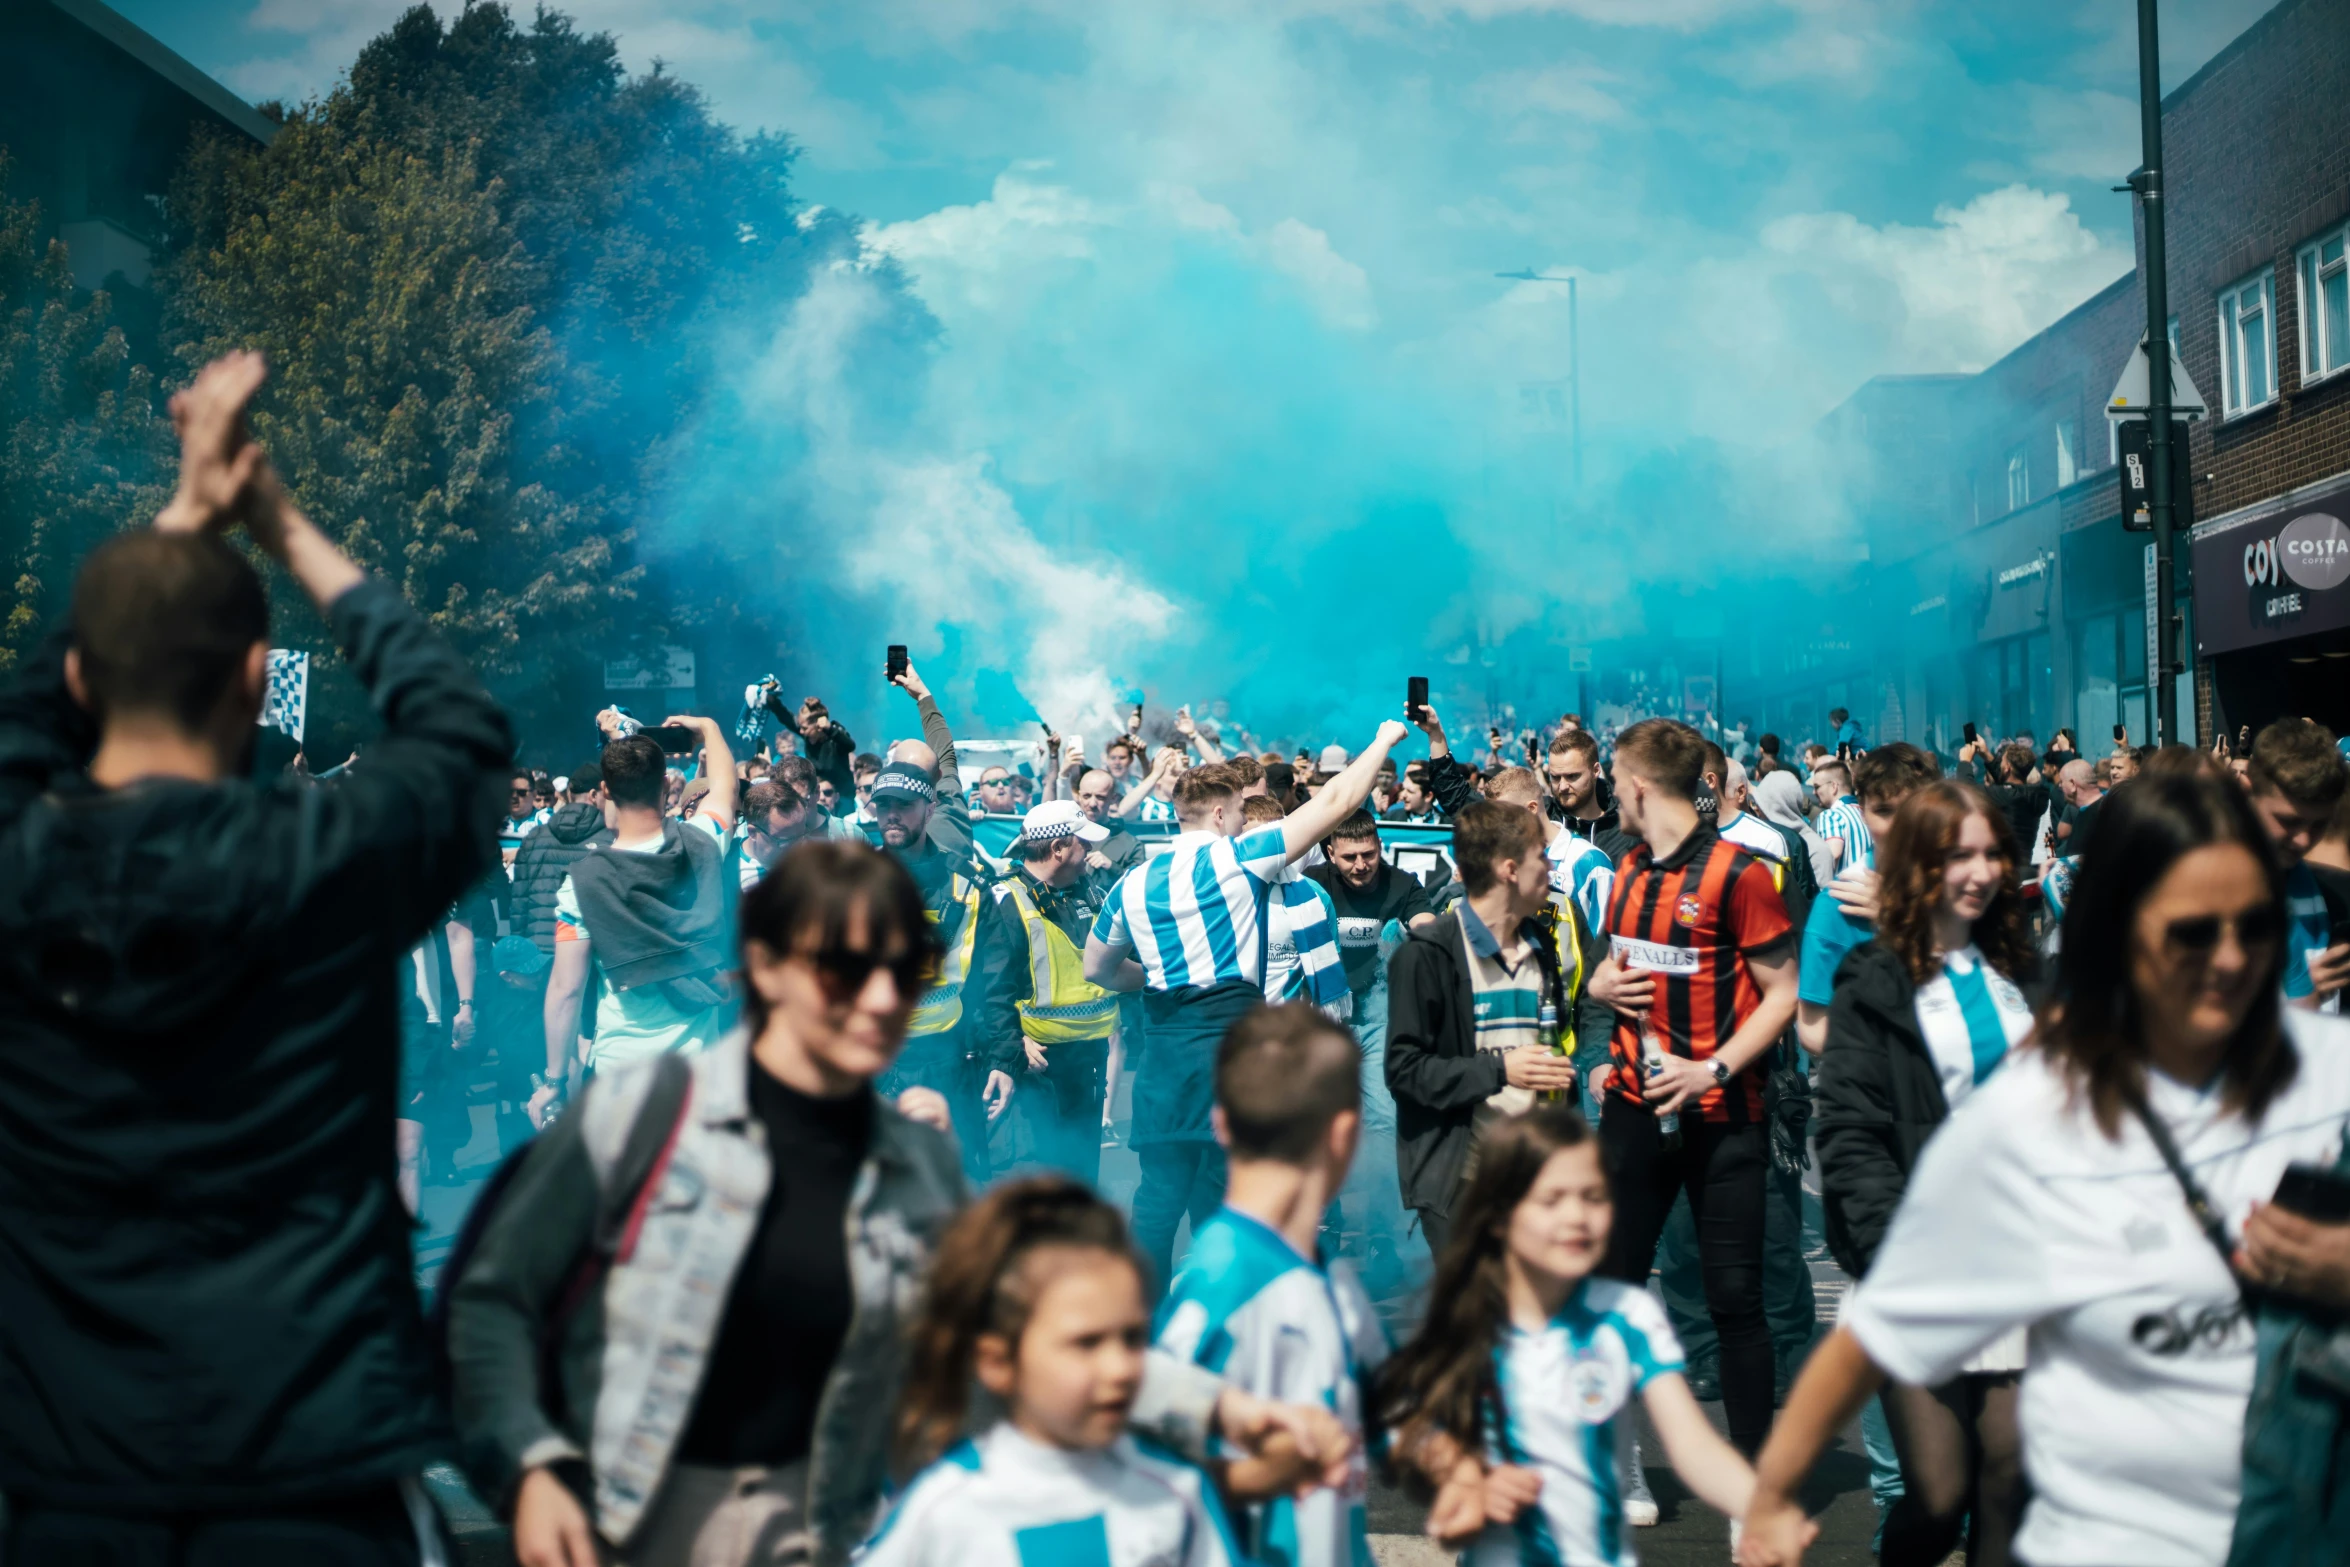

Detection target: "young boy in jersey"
[1155, 1004, 1391, 1567]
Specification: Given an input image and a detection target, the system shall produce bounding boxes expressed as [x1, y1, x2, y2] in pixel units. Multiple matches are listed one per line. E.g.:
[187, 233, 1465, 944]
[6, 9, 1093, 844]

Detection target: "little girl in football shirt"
[857, 1178, 1242, 1567]
[1376, 1108, 1757, 1566]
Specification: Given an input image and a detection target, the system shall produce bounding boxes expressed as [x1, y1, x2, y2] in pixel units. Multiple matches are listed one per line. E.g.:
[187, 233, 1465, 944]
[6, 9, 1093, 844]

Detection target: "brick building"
[1783, 0, 2350, 753]
[2165, 0, 2350, 738]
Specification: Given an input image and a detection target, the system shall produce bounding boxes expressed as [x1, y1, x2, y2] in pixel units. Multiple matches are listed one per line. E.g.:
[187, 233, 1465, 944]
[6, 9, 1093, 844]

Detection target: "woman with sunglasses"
[1740, 773, 2350, 1567]
[450, 841, 1341, 1567]
[1812, 780, 2034, 1565]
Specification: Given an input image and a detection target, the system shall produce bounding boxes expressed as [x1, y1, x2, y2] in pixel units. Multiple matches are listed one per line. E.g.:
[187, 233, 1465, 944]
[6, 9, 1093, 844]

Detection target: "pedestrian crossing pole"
[2127, 0, 2180, 747]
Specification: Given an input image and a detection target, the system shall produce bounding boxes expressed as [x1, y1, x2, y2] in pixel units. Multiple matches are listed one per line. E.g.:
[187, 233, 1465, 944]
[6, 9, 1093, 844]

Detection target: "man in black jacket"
[1384, 799, 1578, 1258]
[0, 354, 512, 1558]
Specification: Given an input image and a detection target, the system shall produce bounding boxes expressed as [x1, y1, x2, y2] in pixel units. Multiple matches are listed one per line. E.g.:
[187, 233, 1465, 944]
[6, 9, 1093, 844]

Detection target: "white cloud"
[867, 170, 1379, 334]
[1759, 183, 2126, 372]
[1263, 219, 1380, 331]
[1472, 63, 1627, 126]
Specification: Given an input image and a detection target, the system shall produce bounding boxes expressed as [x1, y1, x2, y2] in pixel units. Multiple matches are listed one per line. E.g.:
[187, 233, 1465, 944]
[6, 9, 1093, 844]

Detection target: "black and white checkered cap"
[1021, 801, 1110, 844]
[869, 766, 938, 805]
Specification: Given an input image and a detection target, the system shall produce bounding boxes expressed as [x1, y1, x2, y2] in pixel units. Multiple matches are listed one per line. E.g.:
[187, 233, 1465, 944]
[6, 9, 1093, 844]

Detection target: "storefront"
[2063, 514, 2195, 748]
[2194, 470, 2350, 740]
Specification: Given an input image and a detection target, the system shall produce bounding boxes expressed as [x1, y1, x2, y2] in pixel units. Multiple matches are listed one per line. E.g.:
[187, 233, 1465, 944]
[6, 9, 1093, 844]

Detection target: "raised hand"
[155, 351, 268, 535]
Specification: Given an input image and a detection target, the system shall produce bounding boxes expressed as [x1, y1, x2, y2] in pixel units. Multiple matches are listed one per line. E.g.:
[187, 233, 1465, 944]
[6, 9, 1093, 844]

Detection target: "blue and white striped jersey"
[856, 1423, 1241, 1567]
[1470, 1278, 1685, 1567]
[1092, 828, 1293, 991]
[1155, 1209, 1389, 1567]
[1817, 796, 1873, 873]
[1546, 829, 1614, 938]
[1912, 946, 2032, 1112]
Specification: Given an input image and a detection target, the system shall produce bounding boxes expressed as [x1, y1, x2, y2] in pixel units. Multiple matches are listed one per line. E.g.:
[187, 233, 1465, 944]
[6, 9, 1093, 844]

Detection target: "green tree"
[161, 3, 932, 751]
[0, 156, 172, 673]
[164, 114, 621, 745]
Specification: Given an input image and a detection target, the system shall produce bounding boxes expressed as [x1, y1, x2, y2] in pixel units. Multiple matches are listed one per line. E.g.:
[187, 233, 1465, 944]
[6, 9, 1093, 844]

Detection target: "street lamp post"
[2126, 0, 2181, 746]
[1495, 268, 1581, 489]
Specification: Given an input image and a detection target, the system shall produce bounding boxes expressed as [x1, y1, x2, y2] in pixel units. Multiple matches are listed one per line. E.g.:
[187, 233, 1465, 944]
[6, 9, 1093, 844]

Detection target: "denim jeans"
[1133, 1141, 1228, 1300]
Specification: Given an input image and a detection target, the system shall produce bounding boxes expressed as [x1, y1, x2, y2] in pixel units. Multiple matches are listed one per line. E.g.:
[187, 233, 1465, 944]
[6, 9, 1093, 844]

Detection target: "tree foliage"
[4, 3, 932, 751]
[164, 4, 929, 748]
[0, 156, 172, 674]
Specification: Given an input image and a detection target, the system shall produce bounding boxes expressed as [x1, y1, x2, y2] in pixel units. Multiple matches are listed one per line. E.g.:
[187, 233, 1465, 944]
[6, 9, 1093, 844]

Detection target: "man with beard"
[1304, 809, 1436, 1283]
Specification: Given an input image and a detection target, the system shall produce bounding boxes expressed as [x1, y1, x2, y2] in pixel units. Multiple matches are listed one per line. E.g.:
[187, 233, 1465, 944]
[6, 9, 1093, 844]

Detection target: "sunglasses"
[2162, 906, 2285, 957]
[809, 945, 937, 1003]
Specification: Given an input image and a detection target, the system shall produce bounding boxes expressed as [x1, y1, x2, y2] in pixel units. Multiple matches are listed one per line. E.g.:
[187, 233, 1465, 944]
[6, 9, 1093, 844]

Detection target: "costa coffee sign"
[2196, 483, 2350, 655]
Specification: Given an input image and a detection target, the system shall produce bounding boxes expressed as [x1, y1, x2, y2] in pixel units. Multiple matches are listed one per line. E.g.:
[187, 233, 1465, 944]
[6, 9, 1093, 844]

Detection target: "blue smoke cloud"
[111, 0, 2280, 750]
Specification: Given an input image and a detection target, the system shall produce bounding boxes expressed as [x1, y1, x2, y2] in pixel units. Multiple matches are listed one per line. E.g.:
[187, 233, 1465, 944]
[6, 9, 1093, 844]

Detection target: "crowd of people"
[4, 350, 2350, 1567]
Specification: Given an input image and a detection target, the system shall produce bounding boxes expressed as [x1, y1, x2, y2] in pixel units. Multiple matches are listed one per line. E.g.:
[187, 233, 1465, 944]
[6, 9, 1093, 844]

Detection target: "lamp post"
[1495, 269, 1581, 489]
[2123, 0, 2181, 746]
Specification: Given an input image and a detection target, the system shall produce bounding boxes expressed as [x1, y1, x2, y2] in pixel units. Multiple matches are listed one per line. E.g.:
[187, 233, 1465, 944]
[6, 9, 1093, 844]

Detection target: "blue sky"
[109, 0, 2280, 738]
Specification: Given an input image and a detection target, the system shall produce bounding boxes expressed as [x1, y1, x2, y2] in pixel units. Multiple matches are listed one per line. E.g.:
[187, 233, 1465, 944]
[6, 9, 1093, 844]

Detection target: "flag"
[260, 650, 308, 741]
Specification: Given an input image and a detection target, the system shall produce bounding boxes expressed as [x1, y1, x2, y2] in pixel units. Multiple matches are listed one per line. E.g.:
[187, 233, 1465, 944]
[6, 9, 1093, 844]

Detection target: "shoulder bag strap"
[2127, 1090, 2244, 1288]
[592, 1052, 695, 1260]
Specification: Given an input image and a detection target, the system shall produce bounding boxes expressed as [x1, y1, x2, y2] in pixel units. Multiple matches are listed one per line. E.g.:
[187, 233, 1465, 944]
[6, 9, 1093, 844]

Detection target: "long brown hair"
[1373, 1108, 1596, 1478]
[2040, 773, 2293, 1138]
[892, 1177, 1137, 1475]
[1876, 780, 2032, 987]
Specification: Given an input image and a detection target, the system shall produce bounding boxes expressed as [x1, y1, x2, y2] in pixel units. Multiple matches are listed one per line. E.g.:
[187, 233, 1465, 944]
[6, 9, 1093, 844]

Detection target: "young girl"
[1377, 1108, 1754, 1566]
[858, 1178, 1243, 1567]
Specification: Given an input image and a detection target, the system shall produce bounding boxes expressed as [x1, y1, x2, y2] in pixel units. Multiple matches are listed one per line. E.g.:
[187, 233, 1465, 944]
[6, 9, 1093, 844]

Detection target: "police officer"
[869, 761, 1012, 1181]
[976, 801, 1122, 1182]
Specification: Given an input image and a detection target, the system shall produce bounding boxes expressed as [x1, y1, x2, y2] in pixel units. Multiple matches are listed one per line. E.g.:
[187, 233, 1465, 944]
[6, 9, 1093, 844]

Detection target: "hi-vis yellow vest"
[1528, 889, 1590, 1009]
[1003, 880, 1119, 1045]
[909, 872, 983, 1037]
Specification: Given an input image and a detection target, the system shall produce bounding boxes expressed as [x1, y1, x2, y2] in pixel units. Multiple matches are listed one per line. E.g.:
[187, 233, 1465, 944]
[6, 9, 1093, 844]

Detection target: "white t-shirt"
[1844, 1013, 2350, 1567]
[1470, 1277, 1685, 1567]
[855, 1422, 1239, 1567]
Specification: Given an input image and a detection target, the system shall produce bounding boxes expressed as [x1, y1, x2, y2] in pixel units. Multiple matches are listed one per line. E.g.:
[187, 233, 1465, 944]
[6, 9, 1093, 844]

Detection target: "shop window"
[2300, 223, 2350, 386]
[2218, 269, 2277, 417]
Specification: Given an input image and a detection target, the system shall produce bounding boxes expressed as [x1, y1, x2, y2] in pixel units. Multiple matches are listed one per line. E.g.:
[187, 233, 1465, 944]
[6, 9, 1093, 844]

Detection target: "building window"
[2300, 223, 2350, 386]
[2055, 417, 2079, 488]
[2218, 270, 2277, 417]
[2005, 445, 2030, 512]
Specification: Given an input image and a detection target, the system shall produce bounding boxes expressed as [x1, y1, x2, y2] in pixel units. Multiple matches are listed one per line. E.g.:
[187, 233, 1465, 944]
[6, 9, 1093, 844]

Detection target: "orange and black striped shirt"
[1603, 824, 1793, 1125]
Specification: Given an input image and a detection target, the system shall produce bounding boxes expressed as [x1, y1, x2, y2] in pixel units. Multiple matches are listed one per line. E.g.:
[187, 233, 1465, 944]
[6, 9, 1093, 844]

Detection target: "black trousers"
[1599, 1107, 1774, 1456]
[5, 1484, 442, 1567]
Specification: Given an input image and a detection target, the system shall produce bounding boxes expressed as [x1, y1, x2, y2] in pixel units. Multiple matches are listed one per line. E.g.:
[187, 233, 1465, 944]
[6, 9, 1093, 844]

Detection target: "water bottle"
[1536, 1001, 1569, 1107]
[1641, 1020, 1683, 1150]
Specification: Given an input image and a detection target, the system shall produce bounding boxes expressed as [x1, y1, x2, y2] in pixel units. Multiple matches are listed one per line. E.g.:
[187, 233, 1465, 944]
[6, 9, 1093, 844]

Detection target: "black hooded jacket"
[1385, 909, 1563, 1217]
[1813, 939, 1959, 1278]
[0, 579, 511, 1510]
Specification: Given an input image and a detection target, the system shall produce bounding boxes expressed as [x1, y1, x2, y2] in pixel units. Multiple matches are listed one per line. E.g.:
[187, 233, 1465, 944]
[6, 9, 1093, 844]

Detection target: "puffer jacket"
[1813, 940, 1953, 1278]
[447, 1028, 1223, 1564]
[509, 801, 611, 952]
